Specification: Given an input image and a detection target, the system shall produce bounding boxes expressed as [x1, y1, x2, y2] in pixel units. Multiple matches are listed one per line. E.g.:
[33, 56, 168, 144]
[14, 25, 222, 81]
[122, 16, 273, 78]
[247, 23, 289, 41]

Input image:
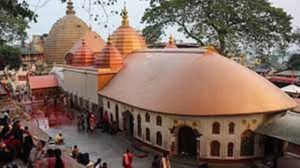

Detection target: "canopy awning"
[255, 111, 300, 145]
[281, 84, 300, 94]
[270, 76, 298, 84]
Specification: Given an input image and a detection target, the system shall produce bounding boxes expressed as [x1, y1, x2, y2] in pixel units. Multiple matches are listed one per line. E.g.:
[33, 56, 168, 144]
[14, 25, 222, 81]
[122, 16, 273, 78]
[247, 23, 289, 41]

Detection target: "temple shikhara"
[5, 0, 300, 166]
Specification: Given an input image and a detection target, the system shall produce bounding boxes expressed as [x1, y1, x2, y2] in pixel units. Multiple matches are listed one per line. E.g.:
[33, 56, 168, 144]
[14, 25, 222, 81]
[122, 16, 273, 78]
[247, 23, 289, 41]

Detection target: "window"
[137, 114, 142, 137]
[240, 130, 254, 156]
[229, 122, 235, 134]
[146, 128, 150, 141]
[227, 142, 234, 157]
[210, 140, 220, 156]
[110, 113, 113, 123]
[145, 113, 150, 122]
[156, 132, 162, 146]
[212, 122, 220, 134]
[115, 105, 119, 113]
[107, 101, 110, 109]
[156, 116, 162, 126]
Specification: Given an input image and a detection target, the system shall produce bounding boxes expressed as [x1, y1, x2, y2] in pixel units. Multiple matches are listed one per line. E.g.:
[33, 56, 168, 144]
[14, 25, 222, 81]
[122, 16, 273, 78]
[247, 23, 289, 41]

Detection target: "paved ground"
[29, 104, 248, 168]
[45, 124, 154, 168]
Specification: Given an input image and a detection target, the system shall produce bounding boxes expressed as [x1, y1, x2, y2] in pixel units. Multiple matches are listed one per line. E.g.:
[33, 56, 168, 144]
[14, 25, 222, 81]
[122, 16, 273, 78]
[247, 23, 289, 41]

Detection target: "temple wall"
[64, 68, 98, 109]
[101, 96, 271, 160]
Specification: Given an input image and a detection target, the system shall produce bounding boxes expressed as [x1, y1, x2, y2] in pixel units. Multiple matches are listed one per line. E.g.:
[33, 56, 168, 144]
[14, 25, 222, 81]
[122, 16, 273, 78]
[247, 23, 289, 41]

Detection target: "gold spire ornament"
[169, 35, 175, 44]
[66, 0, 75, 15]
[121, 6, 129, 26]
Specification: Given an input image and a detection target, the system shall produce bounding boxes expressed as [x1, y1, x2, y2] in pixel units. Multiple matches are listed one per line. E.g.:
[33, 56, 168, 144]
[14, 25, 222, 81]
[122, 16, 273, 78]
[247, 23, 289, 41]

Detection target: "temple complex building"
[99, 48, 296, 160]
[40, 2, 298, 163]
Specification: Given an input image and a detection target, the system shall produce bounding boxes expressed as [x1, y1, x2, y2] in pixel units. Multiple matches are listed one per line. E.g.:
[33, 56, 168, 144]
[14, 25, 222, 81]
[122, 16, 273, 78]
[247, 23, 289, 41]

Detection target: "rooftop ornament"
[66, 0, 75, 15]
[121, 6, 129, 26]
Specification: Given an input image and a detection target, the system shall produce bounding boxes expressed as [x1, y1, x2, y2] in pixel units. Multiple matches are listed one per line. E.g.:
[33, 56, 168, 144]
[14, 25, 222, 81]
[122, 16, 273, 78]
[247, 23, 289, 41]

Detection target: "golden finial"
[107, 35, 112, 45]
[121, 5, 129, 26]
[66, 0, 75, 15]
[169, 35, 174, 44]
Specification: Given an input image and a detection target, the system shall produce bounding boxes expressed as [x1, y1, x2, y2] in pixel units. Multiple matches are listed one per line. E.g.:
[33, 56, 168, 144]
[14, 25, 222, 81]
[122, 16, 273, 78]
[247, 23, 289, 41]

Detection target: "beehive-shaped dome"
[95, 36, 124, 70]
[70, 39, 94, 66]
[110, 7, 147, 57]
[44, 0, 89, 64]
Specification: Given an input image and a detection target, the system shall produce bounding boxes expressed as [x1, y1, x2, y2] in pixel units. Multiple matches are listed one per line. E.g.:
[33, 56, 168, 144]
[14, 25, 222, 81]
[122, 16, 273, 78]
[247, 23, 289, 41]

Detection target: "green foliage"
[142, 0, 293, 56]
[0, 0, 36, 45]
[287, 53, 300, 70]
[292, 29, 300, 46]
[0, 45, 22, 70]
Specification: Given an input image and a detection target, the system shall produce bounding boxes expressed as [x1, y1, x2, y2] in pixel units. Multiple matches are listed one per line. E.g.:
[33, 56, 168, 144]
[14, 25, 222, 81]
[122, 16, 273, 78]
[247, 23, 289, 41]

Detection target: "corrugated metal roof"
[255, 111, 300, 145]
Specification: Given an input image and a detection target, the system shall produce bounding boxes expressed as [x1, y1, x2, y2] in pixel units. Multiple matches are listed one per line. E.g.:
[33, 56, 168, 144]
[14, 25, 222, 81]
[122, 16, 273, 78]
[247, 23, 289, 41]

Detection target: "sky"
[26, 0, 300, 43]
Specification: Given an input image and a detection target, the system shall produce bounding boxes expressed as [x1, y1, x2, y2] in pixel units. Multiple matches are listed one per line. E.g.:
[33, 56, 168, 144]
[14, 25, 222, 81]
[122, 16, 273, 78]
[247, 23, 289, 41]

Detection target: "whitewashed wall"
[101, 97, 272, 160]
[64, 68, 99, 108]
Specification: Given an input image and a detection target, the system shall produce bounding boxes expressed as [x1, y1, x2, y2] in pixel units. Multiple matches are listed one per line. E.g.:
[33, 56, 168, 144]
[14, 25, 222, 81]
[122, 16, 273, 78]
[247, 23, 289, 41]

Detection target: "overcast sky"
[26, 0, 300, 42]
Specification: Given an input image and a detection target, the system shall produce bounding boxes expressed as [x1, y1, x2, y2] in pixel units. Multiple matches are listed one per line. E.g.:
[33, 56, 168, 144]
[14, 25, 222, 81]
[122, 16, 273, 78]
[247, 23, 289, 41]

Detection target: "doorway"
[178, 126, 197, 156]
[123, 111, 134, 136]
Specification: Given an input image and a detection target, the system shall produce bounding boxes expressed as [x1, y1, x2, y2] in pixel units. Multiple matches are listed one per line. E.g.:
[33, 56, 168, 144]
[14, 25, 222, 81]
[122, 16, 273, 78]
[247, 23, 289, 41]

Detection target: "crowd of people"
[77, 112, 97, 132]
[0, 110, 65, 168]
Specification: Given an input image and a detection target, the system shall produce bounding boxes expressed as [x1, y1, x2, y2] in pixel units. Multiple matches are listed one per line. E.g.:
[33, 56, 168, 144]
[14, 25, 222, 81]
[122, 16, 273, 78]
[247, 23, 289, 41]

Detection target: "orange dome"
[95, 37, 124, 70]
[71, 39, 94, 66]
[110, 7, 147, 57]
[100, 49, 296, 116]
[165, 35, 178, 48]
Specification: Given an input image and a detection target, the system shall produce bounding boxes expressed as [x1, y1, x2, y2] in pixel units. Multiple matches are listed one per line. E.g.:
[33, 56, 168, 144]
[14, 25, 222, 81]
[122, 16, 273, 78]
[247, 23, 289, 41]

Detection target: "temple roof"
[95, 36, 124, 70]
[71, 39, 94, 66]
[110, 6, 147, 57]
[256, 111, 300, 145]
[28, 75, 58, 90]
[99, 49, 296, 116]
[68, 31, 105, 55]
[44, 0, 89, 64]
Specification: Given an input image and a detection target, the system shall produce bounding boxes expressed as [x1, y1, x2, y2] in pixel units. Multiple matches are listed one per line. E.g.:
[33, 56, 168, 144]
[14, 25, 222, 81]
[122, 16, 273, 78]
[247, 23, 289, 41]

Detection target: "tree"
[142, 0, 293, 56]
[0, 45, 22, 70]
[292, 29, 300, 47]
[0, 0, 36, 45]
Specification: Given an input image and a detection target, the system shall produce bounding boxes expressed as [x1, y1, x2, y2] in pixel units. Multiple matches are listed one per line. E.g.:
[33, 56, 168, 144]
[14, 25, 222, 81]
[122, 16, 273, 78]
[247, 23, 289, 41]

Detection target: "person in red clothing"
[122, 149, 133, 168]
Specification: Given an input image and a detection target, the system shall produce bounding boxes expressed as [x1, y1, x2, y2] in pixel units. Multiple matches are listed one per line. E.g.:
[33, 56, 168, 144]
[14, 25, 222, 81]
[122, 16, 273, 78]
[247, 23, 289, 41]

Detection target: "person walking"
[161, 153, 171, 168]
[122, 149, 133, 168]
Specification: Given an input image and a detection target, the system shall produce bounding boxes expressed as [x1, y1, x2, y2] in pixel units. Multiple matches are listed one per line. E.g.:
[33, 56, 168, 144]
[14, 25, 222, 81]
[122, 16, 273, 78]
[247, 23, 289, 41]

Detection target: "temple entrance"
[123, 111, 134, 136]
[178, 126, 197, 156]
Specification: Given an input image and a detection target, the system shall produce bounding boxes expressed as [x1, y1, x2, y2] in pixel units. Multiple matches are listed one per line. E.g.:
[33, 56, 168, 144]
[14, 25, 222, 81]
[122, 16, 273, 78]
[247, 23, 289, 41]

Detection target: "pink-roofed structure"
[28, 74, 59, 100]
